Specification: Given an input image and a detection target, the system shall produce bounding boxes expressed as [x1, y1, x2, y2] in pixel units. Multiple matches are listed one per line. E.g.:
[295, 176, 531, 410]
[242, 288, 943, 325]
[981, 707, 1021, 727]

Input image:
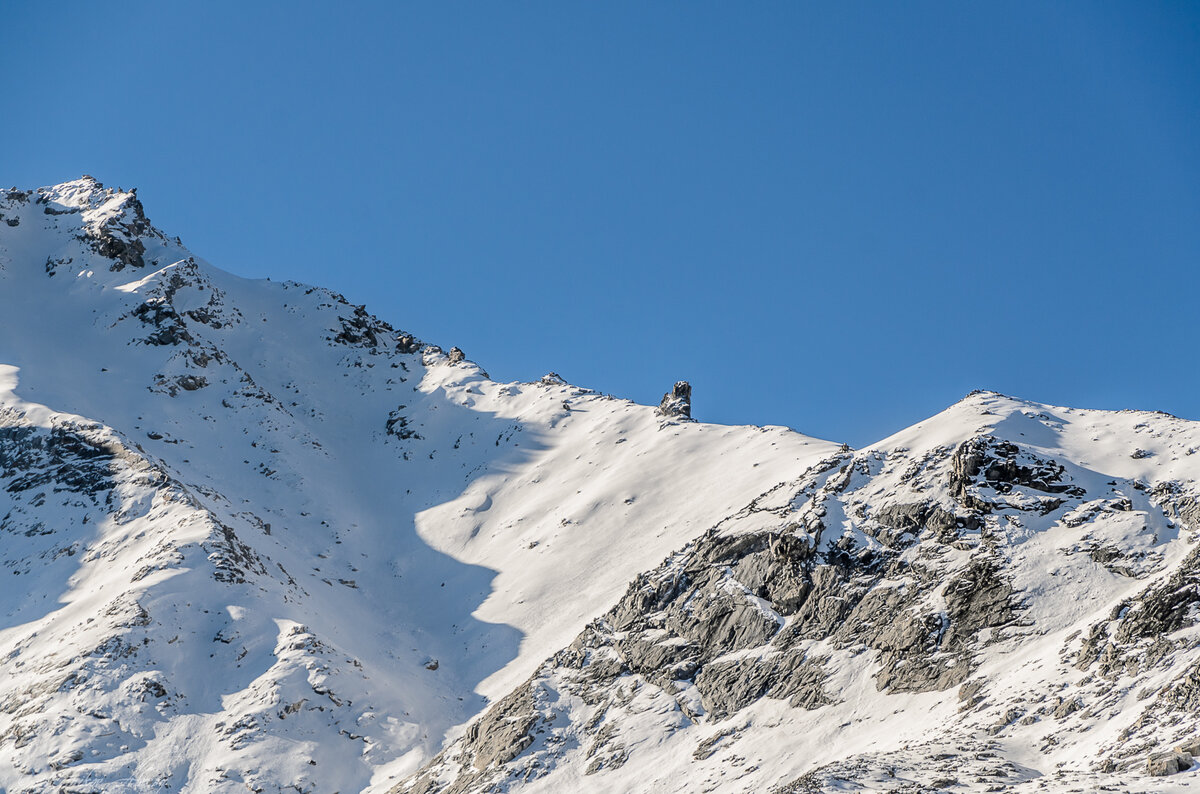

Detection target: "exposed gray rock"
[950, 435, 1082, 513]
[1149, 659, 1200, 712]
[395, 333, 421, 354]
[1052, 696, 1082, 719]
[661, 571, 780, 658]
[1115, 549, 1200, 643]
[1147, 750, 1192, 776]
[333, 304, 395, 349]
[395, 430, 1189, 794]
[130, 301, 193, 346]
[988, 707, 1024, 734]
[90, 226, 146, 270]
[464, 682, 538, 770]
[402, 677, 542, 794]
[386, 407, 422, 440]
[875, 501, 974, 544]
[1177, 737, 1200, 755]
[1076, 543, 1200, 676]
[692, 727, 739, 760]
[37, 181, 158, 271]
[657, 381, 692, 420]
[695, 649, 830, 720]
[0, 424, 122, 500]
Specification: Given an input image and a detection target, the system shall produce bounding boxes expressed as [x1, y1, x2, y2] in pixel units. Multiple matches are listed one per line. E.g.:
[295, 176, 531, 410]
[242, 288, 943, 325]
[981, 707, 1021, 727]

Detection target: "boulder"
[1147, 750, 1193, 776]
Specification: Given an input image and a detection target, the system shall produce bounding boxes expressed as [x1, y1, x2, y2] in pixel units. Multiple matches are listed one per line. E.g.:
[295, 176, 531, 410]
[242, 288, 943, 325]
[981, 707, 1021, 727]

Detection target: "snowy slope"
[0, 179, 839, 793]
[2, 179, 1199, 794]
[399, 392, 1200, 794]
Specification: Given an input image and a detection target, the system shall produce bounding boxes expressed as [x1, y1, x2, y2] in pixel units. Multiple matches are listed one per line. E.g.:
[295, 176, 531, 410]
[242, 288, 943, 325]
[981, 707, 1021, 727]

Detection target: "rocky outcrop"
[393, 398, 1200, 794]
[694, 648, 831, 718]
[403, 679, 540, 794]
[1147, 750, 1193, 776]
[399, 439, 1041, 792]
[657, 381, 692, 420]
[395, 332, 421, 354]
[25, 178, 165, 272]
[0, 423, 122, 501]
[386, 407, 422, 440]
[332, 302, 395, 349]
[1074, 488, 1200, 678]
[122, 258, 241, 348]
[950, 435, 1083, 514]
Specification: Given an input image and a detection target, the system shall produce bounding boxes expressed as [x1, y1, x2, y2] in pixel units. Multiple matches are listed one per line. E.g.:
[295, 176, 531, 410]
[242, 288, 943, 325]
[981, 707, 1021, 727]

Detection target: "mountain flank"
[0, 179, 1197, 793]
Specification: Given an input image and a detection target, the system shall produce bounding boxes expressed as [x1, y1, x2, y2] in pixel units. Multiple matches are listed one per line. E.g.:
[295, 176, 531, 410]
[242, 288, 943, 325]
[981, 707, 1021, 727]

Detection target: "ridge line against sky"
[3, 2, 1199, 446]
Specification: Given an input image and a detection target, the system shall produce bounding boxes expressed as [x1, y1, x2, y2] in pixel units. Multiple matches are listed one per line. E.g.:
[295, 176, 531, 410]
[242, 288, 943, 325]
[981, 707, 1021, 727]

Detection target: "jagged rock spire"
[657, 380, 692, 420]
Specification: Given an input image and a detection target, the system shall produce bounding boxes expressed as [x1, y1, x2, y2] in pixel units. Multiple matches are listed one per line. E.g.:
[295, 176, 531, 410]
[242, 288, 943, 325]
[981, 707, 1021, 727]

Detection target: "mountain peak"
[37, 174, 114, 203]
[1, 177, 182, 281]
[29, 176, 148, 229]
[2, 179, 1200, 793]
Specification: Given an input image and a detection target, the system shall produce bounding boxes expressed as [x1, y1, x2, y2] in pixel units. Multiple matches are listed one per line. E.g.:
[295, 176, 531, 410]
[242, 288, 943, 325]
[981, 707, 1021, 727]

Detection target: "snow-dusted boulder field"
[0, 179, 1197, 793]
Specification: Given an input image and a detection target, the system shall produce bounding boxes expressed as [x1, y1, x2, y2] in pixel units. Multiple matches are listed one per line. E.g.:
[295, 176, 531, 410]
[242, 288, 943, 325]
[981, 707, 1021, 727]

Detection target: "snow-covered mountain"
[0, 178, 1198, 793]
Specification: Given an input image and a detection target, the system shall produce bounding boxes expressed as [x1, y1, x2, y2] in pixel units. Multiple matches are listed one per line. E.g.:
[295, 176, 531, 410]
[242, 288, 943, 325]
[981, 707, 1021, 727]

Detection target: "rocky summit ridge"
[0, 179, 1198, 793]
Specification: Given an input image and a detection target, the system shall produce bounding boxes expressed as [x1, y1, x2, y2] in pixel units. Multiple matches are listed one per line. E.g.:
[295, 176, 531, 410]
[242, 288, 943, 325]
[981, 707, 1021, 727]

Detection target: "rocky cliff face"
[0, 180, 1198, 794]
[396, 395, 1200, 794]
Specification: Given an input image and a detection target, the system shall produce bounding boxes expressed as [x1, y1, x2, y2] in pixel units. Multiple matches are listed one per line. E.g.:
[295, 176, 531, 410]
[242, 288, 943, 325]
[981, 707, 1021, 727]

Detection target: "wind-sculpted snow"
[0, 179, 838, 792]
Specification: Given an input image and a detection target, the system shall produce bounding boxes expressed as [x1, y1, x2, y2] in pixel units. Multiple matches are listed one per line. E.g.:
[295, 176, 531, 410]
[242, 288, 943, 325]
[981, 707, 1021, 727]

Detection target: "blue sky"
[4, 3, 1198, 446]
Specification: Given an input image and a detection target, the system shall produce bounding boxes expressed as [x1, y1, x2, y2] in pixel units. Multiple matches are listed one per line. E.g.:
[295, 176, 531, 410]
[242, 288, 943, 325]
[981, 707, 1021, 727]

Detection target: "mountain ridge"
[0, 178, 1197, 793]
[0, 178, 836, 792]
[398, 391, 1200, 793]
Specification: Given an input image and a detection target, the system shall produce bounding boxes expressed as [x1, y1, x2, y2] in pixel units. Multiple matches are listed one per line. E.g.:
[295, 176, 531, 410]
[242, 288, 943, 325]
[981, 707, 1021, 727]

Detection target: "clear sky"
[4, 3, 1198, 446]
